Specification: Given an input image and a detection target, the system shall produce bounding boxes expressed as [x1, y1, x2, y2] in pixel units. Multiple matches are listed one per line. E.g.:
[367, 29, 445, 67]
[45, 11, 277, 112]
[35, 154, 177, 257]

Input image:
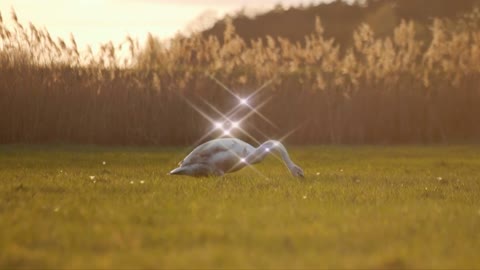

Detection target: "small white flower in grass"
[316, 172, 320, 176]
[89, 176, 95, 180]
[140, 180, 145, 184]
[130, 181, 134, 184]
[437, 177, 443, 181]
[102, 161, 106, 165]
[302, 195, 307, 199]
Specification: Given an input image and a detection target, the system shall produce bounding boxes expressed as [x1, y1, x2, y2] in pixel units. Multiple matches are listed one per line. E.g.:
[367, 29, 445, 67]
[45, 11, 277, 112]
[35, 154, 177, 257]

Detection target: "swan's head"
[289, 164, 305, 178]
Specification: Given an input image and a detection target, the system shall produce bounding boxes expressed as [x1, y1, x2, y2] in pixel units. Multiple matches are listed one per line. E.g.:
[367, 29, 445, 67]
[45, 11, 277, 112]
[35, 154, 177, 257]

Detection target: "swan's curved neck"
[246, 140, 295, 170]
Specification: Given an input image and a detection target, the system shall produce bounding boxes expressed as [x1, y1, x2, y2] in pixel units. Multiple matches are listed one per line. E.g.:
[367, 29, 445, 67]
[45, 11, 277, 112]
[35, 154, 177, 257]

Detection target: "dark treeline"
[1, 2, 480, 145]
[203, 0, 480, 48]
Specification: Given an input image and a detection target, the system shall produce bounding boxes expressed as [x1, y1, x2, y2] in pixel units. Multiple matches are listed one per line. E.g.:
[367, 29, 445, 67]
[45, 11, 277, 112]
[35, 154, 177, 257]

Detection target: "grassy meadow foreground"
[0, 145, 480, 269]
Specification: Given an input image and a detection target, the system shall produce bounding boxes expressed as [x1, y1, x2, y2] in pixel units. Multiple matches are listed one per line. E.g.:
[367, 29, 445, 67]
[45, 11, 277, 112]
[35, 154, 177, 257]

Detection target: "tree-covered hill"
[202, 0, 480, 47]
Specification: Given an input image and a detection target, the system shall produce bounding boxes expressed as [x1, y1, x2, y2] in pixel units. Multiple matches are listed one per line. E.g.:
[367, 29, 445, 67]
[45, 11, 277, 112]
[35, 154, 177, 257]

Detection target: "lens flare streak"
[174, 74, 299, 180]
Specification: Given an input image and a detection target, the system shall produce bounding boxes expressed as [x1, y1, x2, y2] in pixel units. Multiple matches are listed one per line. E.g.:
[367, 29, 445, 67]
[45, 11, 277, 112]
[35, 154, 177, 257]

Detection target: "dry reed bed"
[1, 10, 480, 145]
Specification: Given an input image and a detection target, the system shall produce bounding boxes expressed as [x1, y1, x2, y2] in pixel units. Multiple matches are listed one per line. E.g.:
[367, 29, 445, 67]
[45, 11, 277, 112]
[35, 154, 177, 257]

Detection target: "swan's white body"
[169, 138, 304, 178]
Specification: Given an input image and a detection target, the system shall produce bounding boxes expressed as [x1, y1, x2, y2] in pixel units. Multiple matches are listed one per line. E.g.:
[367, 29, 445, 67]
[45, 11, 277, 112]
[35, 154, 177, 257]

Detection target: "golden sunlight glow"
[1, 0, 223, 51]
[0, 0, 326, 51]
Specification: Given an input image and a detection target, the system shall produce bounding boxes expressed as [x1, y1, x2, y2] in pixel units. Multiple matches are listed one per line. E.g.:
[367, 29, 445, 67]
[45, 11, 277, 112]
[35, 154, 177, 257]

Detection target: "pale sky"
[0, 0, 331, 50]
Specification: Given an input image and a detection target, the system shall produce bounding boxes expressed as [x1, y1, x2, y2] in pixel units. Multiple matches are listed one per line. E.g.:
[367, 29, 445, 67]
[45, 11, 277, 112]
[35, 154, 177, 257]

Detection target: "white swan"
[169, 138, 304, 178]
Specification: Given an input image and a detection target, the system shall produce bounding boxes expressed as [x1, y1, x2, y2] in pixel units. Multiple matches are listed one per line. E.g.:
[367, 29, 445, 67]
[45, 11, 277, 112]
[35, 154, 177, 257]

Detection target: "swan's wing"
[181, 138, 252, 167]
[181, 142, 231, 166]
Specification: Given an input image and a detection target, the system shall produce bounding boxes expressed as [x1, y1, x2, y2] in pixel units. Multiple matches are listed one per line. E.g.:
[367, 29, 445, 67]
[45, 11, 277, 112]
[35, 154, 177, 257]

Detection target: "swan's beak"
[291, 165, 305, 178]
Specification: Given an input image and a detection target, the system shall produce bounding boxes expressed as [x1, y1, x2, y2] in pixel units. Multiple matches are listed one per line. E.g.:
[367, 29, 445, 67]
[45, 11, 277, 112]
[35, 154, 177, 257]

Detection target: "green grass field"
[1, 145, 479, 269]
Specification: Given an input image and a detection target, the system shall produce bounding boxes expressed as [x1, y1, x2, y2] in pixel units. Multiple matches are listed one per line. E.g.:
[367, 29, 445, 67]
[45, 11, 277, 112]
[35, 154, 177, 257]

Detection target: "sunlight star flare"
[214, 120, 241, 131]
[214, 122, 223, 129]
[239, 97, 249, 106]
[181, 75, 282, 154]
